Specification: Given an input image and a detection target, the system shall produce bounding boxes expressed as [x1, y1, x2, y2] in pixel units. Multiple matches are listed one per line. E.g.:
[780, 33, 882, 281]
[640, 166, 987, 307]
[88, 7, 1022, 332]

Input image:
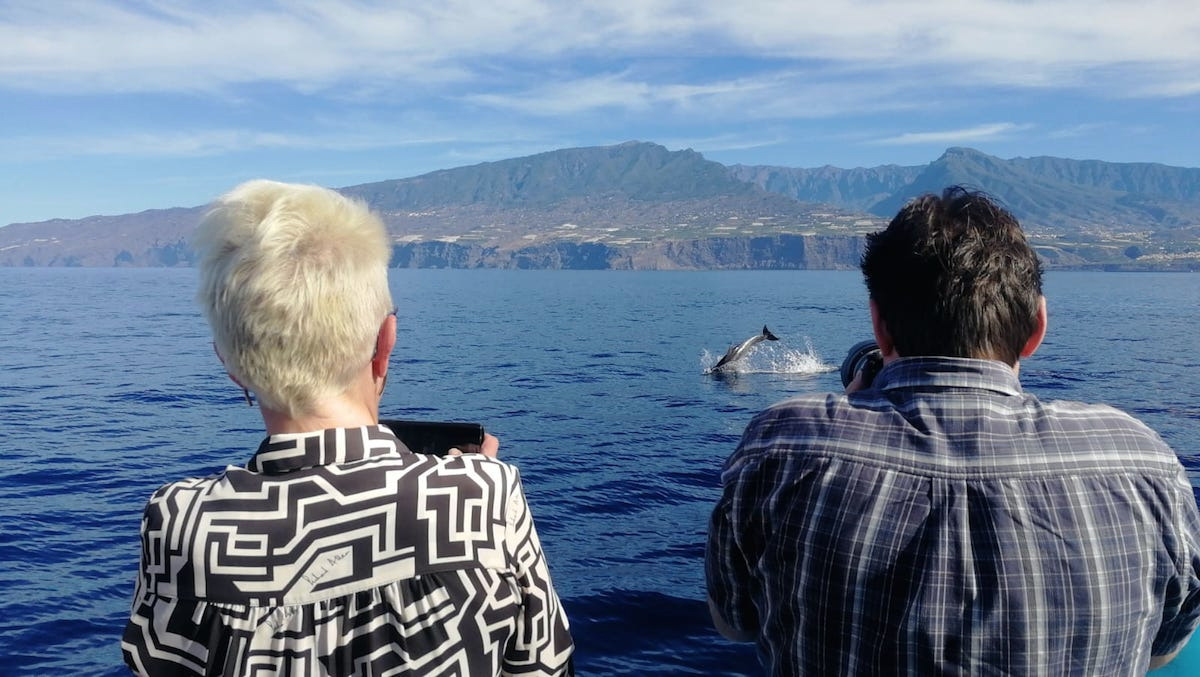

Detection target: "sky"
[2, 0, 1199, 226]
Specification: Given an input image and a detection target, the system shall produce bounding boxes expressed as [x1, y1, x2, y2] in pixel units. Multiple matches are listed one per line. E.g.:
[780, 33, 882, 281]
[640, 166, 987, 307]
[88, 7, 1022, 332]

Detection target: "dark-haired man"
[706, 186, 1200, 675]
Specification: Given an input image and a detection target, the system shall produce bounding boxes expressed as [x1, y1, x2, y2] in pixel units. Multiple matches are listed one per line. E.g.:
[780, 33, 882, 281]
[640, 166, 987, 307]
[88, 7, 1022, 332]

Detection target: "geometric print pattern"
[708, 357, 1200, 676]
[122, 425, 574, 675]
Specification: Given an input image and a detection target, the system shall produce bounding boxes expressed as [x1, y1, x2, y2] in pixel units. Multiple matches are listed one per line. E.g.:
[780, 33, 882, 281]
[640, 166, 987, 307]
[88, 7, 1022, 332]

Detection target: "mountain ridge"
[341, 141, 760, 209]
[2, 142, 1198, 270]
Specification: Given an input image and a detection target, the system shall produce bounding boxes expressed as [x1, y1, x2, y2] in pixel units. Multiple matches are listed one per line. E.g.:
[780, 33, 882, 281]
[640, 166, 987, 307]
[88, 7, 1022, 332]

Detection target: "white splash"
[702, 336, 836, 375]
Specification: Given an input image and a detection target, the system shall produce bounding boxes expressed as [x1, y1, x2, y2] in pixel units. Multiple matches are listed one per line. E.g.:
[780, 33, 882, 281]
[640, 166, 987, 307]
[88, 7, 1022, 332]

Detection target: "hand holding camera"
[840, 340, 883, 390]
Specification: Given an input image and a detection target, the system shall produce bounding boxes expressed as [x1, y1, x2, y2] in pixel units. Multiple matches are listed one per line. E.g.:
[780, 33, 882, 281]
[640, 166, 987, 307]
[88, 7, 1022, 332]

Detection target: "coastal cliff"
[3, 141, 1198, 270]
[389, 234, 864, 270]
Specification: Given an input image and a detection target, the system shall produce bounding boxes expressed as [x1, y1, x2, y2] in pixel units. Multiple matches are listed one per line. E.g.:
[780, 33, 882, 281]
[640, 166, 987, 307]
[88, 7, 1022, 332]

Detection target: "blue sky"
[2, 0, 1199, 226]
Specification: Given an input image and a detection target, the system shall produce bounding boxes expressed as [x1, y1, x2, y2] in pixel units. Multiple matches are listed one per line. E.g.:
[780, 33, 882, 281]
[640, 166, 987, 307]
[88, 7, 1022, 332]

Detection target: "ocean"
[1, 268, 1198, 675]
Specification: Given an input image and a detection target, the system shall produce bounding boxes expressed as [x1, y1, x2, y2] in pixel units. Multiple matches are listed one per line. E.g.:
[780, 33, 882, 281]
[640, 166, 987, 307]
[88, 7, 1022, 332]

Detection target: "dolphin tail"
[762, 325, 779, 341]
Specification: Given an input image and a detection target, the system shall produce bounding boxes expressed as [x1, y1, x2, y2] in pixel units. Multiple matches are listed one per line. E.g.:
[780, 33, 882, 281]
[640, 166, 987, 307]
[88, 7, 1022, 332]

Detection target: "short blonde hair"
[193, 180, 393, 416]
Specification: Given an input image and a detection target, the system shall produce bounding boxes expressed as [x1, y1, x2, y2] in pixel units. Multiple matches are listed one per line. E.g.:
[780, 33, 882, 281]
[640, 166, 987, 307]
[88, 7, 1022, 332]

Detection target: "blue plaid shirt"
[707, 357, 1200, 676]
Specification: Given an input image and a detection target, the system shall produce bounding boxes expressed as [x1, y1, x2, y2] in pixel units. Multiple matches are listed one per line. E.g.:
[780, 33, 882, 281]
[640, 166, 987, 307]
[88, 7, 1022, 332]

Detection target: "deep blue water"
[1, 268, 1198, 675]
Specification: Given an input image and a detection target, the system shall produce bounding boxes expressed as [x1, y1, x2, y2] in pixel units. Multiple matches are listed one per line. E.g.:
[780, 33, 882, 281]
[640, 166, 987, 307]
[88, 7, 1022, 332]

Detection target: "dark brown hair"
[861, 186, 1043, 364]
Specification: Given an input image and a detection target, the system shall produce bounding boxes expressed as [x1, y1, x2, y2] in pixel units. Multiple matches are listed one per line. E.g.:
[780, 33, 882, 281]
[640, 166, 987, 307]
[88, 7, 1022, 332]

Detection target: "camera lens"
[840, 340, 882, 388]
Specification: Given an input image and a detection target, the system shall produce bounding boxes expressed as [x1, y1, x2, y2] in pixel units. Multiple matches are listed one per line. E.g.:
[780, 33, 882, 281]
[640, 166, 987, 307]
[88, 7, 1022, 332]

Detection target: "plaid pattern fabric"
[707, 357, 1200, 676]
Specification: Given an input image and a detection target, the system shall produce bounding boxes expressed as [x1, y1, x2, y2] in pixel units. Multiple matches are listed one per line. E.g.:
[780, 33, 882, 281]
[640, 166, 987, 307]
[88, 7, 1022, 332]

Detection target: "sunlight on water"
[702, 336, 836, 375]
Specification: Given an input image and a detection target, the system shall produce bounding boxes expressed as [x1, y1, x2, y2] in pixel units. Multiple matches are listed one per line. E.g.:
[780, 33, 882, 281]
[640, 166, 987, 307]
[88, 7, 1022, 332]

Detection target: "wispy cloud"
[870, 123, 1035, 146]
[2, 0, 1199, 100]
[2, 0, 1197, 227]
[660, 134, 786, 153]
[463, 65, 932, 122]
[1, 127, 468, 161]
[440, 141, 588, 165]
[463, 70, 783, 116]
[1047, 123, 1108, 139]
[1130, 78, 1200, 98]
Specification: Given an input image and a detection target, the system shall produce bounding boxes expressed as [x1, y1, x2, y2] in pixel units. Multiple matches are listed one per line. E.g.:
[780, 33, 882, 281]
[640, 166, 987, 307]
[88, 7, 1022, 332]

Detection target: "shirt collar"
[248, 425, 410, 474]
[873, 356, 1024, 397]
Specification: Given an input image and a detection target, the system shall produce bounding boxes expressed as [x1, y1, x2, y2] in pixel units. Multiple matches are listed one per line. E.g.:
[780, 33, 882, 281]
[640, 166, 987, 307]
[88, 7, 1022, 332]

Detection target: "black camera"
[840, 340, 883, 388]
[380, 419, 485, 456]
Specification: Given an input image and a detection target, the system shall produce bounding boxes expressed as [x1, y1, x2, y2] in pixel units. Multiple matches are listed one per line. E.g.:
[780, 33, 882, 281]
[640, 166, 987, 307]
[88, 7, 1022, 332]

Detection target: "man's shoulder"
[756, 391, 848, 420]
[1038, 396, 1172, 445]
[746, 390, 885, 437]
[1040, 396, 1148, 422]
[729, 392, 857, 466]
[731, 388, 1180, 477]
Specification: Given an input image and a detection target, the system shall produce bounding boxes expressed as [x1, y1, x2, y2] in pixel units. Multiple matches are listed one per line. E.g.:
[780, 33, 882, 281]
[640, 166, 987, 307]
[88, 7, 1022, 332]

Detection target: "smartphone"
[379, 419, 486, 456]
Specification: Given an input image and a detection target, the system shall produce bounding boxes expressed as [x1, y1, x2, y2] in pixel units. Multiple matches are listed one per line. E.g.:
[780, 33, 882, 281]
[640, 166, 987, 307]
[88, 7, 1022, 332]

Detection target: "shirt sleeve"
[502, 469, 575, 676]
[1152, 468, 1200, 657]
[705, 426, 765, 640]
[121, 497, 156, 675]
[706, 490, 761, 638]
[121, 485, 209, 676]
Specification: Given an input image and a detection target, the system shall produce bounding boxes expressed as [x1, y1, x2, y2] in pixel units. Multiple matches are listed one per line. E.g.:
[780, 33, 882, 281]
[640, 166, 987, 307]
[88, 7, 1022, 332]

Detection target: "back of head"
[193, 180, 393, 416]
[860, 186, 1043, 364]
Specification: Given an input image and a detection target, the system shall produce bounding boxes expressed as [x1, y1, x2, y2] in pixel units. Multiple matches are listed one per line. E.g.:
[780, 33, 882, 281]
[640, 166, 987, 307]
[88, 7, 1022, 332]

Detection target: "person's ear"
[212, 342, 246, 388]
[869, 300, 898, 359]
[1020, 296, 1048, 359]
[372, 314, 397, 380]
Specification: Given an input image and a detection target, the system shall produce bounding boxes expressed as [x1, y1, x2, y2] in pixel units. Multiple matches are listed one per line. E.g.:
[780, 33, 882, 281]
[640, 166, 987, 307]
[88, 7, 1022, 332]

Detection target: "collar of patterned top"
[871, 356, 1024, 397]
[247, 425, 411, 474]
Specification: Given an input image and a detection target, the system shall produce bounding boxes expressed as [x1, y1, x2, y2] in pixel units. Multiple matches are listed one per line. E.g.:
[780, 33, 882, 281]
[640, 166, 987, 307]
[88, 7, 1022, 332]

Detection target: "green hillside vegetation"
[1, 142, 1197, 270]
[341, 141, 757, 210]
[736, 146, 1200, 269]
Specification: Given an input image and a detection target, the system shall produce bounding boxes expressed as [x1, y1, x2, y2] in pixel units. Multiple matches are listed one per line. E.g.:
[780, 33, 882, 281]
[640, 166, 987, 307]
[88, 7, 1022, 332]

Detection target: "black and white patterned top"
[708, 357, 1200, 675]
[122, 425, 574, 676]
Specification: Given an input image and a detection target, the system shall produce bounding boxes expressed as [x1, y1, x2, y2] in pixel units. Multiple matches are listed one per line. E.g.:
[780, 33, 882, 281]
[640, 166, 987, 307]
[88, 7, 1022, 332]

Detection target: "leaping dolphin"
[709, 326, 780, 372]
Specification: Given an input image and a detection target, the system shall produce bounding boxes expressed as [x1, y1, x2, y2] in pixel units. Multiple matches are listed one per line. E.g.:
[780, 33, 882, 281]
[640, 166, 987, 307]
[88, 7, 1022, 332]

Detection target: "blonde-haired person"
[121, 180, 575, 676]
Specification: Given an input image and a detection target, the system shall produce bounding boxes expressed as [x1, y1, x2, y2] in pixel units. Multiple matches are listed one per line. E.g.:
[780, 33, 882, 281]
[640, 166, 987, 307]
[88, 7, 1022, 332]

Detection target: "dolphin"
[709, 325, 780, 372]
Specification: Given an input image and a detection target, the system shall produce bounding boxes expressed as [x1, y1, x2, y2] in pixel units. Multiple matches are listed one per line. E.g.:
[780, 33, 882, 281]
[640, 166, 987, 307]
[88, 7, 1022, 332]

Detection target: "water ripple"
[2, 268, 1198, 675]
